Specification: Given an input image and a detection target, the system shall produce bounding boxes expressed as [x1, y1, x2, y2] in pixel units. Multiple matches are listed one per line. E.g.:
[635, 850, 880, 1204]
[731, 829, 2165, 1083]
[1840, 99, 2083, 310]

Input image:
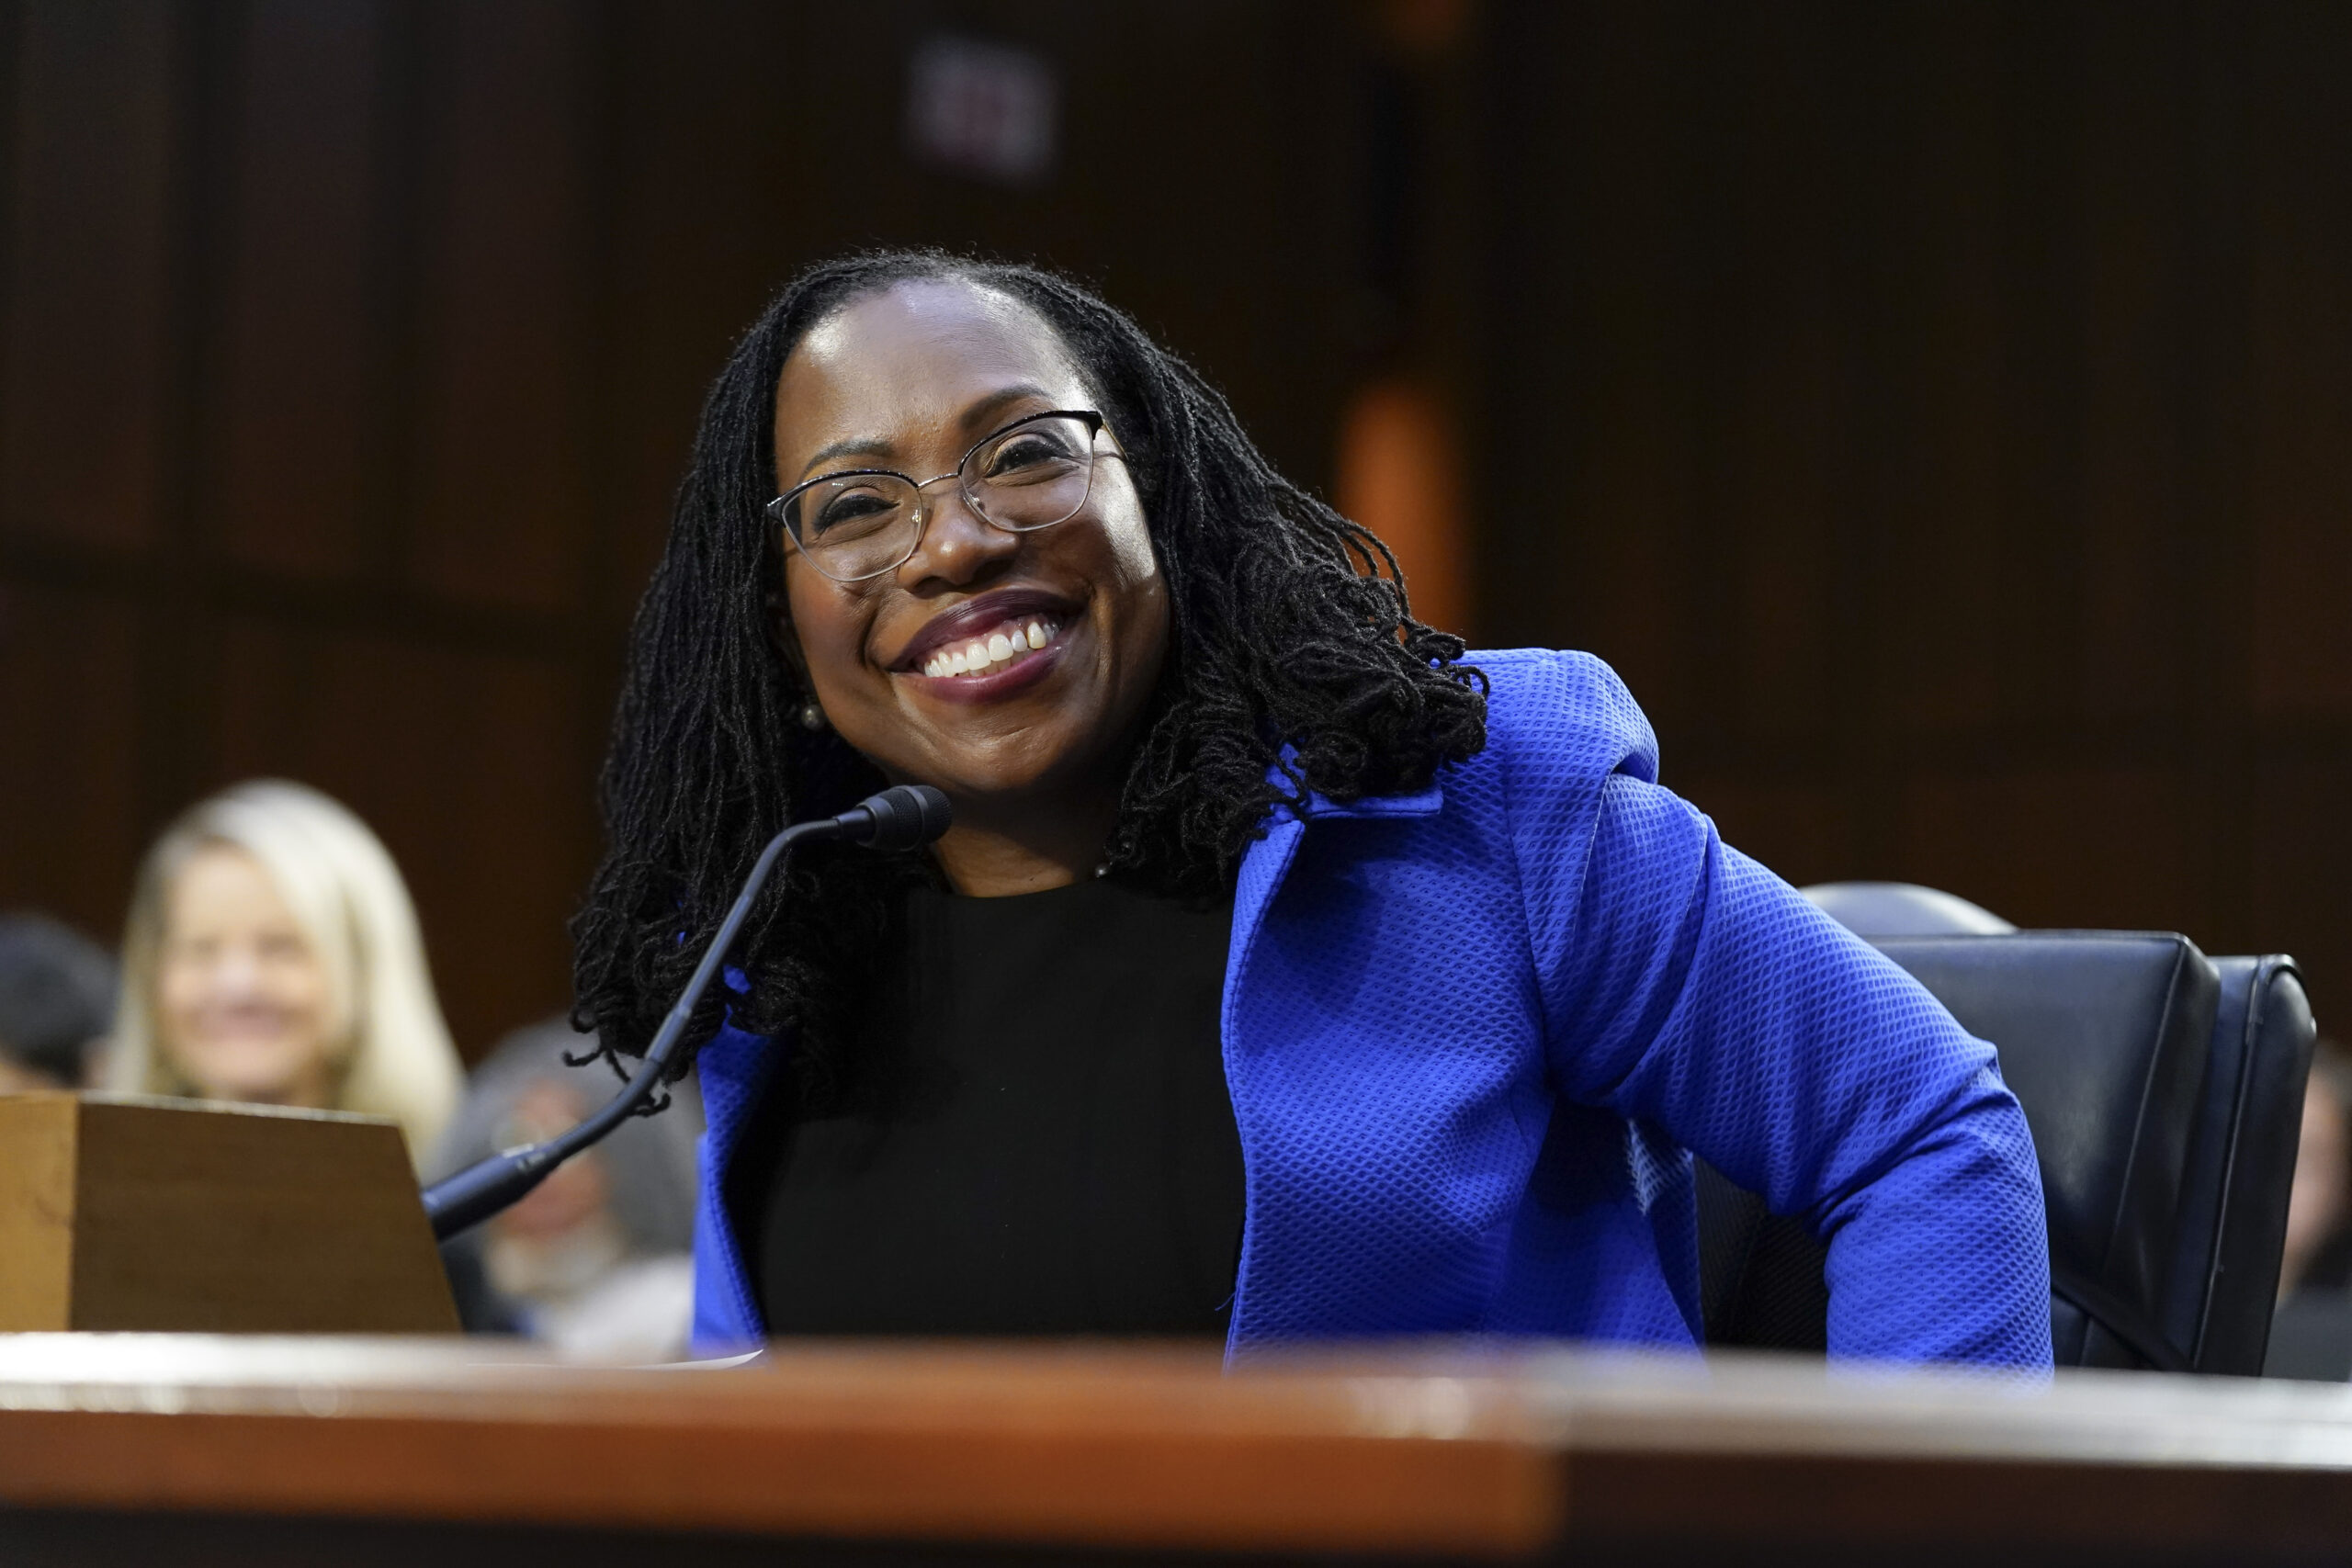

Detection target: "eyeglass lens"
[784, 414, 1098, 581]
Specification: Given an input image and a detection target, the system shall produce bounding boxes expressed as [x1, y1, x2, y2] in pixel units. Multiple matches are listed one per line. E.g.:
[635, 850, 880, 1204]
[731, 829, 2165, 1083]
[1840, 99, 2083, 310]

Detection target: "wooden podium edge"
[0, 1405, 1564, 1558]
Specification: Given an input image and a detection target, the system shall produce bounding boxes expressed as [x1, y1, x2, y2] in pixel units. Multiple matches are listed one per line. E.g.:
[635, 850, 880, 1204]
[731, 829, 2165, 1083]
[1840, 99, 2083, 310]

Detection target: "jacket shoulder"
[1460, 648, 1660, 786]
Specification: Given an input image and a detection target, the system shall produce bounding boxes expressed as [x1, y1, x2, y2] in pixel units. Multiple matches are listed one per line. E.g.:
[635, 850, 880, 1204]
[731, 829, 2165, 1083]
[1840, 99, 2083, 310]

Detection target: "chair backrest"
[1797, 881, 2017, 938]
[1880, 934, 2215, 1371]
[1697, 927, 2316, 1374]
[2168, 955, 2317, 1372]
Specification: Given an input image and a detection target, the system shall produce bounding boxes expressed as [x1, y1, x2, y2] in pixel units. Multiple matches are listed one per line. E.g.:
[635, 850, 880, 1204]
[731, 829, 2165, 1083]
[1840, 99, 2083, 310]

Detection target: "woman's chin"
[175, 1047, 320, 1105]
[921, 755, 1080, 807]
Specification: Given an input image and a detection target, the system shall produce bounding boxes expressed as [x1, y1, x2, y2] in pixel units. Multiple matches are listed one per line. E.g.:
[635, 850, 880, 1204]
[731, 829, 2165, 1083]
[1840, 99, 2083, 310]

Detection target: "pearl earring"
[798, 700, 825, 731]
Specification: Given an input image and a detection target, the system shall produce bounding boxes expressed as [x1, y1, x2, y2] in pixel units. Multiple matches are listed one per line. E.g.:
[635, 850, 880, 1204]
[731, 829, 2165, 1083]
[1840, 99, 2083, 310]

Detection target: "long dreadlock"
[571, 250, 1487, 1098]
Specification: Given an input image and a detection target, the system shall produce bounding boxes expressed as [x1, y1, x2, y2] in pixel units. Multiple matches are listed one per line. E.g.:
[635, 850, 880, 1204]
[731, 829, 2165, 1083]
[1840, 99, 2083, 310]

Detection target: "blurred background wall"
[0, 0, 2346, 1055]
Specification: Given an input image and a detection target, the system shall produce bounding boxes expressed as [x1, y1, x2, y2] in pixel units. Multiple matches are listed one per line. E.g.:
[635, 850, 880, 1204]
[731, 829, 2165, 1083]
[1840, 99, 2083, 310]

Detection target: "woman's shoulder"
[1458, 648, 1660, 788]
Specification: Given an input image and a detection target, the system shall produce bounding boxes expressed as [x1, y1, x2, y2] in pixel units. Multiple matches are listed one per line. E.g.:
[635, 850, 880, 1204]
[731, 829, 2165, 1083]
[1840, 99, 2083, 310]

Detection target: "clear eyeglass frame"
[765, 410, 1114, 584]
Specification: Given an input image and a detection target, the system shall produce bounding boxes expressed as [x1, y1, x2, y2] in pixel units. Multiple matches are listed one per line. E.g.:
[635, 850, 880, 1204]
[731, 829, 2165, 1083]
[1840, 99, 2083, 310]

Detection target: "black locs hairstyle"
[571, 250, 1487, 1091]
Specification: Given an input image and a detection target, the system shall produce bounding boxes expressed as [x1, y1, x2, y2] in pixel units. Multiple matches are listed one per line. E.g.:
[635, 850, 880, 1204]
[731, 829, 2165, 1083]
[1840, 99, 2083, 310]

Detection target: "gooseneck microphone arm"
[421, 784, 952, 1241]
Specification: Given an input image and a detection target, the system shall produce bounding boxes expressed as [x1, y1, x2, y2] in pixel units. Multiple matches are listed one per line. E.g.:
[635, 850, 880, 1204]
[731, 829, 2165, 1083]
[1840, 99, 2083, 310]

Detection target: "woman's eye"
[983, 433, 1074, 479]
[810, 489, 898, 536]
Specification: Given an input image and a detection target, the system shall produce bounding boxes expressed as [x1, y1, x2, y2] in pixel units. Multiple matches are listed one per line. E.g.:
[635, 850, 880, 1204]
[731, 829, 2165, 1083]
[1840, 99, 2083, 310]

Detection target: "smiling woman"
[107, 780, 465, 1171]
[574, 251, 2054, 1365]
[764, 284, 1179, 896]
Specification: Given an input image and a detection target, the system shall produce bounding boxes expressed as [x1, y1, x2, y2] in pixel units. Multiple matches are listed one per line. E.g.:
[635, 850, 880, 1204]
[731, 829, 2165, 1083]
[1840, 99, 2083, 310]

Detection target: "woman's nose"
[209, 947, 266, 998]
[898, 483, 1018, 586]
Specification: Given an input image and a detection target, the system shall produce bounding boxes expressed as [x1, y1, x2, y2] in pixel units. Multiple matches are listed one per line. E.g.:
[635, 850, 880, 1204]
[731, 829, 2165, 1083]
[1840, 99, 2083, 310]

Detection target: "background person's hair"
[0, 913, 117, 1085]
[107, 779, 464, 1166]
[571, 249, 1487, 1103]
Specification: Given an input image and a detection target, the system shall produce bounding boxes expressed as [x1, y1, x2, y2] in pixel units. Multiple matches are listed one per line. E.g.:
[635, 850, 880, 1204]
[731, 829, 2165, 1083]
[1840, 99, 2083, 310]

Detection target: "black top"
[736, 877, 1244, 1337]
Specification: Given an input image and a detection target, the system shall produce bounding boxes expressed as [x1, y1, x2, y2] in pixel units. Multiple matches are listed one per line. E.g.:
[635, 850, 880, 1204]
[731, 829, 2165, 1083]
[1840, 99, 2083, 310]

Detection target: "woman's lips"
[190, 1009, 300, 1040]
[913, 613, 1059, 679]
[888, 587, 1077, 672]
[900, 615, 1072, 704]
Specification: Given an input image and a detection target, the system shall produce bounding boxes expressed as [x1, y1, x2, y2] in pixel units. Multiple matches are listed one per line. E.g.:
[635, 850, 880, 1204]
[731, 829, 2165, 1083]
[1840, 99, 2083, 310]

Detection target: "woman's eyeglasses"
[767, 410, 1118, 584]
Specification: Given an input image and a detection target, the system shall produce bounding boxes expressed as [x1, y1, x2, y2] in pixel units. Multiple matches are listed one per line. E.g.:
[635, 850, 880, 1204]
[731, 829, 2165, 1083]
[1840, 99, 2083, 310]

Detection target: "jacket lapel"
[1219, 772, 1446, 1352]
[688, 987, 778, 1349]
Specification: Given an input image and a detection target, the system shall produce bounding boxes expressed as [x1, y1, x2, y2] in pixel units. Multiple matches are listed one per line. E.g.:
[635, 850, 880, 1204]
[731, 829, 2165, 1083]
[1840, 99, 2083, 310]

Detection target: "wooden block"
[0, 1098, 76, 1329]
[0, 1094, 458, 1333]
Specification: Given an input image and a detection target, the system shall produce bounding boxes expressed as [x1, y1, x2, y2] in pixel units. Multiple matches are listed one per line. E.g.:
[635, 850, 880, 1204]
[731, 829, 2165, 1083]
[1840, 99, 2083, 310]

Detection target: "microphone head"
[843, 784, 953, 851]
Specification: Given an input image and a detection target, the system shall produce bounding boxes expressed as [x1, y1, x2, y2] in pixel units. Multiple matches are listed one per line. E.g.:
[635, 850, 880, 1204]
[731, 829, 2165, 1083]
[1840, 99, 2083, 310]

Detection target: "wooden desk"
[1, 1337, 2348, 1565]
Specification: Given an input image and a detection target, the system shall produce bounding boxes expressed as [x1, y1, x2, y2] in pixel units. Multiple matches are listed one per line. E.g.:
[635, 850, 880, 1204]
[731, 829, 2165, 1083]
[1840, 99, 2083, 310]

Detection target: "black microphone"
[841, 779, 953, 852]
[420, 784, 951, 1241]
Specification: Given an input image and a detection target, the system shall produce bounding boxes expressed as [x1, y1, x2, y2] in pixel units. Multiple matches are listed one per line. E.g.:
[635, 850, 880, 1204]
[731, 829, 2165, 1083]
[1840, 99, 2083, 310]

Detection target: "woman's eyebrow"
[794, 384, 1058, 481]
[797, 436, 896, 480]
[958, 382, 1057, 432]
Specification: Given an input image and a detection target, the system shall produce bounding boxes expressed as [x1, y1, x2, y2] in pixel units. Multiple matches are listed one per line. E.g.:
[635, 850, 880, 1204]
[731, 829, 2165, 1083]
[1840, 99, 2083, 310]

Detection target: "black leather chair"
[1796, 880, 2016, 939]
[2175, 954, 2319, 1371]
[1699, 891, 2316, 1374]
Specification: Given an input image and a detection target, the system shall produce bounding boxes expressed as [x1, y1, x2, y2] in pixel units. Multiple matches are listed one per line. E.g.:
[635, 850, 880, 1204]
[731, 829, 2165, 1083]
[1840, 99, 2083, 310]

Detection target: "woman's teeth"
[919, 618, 1056, 679]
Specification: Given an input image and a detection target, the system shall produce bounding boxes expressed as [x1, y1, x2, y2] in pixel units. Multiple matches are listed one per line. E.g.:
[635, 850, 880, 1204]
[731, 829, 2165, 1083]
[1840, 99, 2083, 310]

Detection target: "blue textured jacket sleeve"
[1509, 657, 2052, 1368]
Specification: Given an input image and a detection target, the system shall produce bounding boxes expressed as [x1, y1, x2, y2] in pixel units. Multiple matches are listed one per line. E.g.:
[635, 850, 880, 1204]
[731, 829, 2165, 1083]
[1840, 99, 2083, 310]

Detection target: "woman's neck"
[191, 1056, 335, 1112]
[274, 1066, 334, 1111]
[931, 793, 1118, 897]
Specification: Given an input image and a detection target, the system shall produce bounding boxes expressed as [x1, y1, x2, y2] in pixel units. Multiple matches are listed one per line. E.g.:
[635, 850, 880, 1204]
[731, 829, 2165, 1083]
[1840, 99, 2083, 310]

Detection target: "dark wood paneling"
[404, 0, 591, 615]
[1877, 4, 2018, 742]
[1893, 766, 2202, 936]
[2074, 3, 2195, 727]
[2251, 753, 2352, 1017]
[211, 0, 388, 581]
[1713, 8, 1852, 745]
[0, 0, 176, 552]
[589, 0, 801, 612]
[0, 579, 141, 936]
[1476, 0, 2352, 1014]
[2246, 1, 2352, 717]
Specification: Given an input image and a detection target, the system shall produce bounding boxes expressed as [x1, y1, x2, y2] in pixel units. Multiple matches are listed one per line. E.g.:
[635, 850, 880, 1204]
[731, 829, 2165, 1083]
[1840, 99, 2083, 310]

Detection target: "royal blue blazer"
[690, 649, 2053, 1367]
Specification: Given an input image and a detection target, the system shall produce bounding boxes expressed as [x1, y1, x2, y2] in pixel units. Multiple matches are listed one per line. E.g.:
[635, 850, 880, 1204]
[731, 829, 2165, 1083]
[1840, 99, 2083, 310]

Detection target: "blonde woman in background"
[108, 780, 463, 1168]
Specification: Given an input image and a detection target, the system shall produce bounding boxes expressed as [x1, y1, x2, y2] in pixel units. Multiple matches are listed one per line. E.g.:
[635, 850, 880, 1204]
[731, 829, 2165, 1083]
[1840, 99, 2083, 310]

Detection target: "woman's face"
[771, 278, 1169, 826]
[155, 843, 337, 1108]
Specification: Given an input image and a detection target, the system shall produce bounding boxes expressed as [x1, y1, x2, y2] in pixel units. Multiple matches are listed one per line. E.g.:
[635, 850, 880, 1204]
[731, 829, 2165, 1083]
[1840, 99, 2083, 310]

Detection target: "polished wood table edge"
[0, 1337, 1562, 1557]
[4, 1337, 2352, 1557]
